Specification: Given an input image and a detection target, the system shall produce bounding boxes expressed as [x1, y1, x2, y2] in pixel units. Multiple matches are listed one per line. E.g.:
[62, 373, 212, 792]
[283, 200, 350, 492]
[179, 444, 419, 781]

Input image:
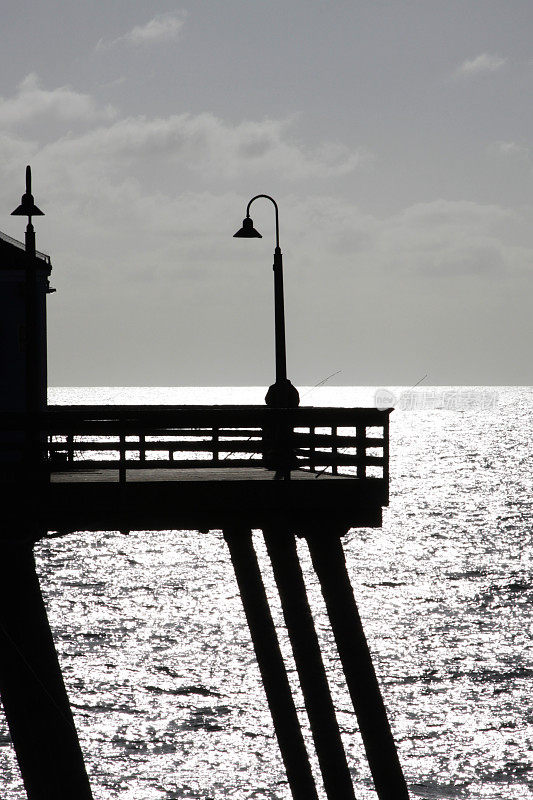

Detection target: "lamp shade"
[11, 195, 44, 216]
[11, 165, 44, 217]
[233, 216, 262, 238]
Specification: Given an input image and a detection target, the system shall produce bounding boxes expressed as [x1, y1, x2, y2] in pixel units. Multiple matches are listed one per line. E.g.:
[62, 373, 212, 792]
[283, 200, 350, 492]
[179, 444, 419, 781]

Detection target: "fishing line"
[222, 370, 343, 463]
[313, 374, 429, 479]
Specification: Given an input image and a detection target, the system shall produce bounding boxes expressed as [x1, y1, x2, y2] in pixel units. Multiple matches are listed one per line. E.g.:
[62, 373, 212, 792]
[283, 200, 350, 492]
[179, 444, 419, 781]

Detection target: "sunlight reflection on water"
[0, 387, 531, 799]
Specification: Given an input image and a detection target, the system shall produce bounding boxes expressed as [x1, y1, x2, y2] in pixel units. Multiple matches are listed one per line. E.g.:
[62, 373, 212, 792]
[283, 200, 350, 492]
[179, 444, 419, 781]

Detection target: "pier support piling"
[223, 527, 319, 800]
[0, 539, 93, 800]
[306, 532, 410, 800]
[263, 528, 356, 800]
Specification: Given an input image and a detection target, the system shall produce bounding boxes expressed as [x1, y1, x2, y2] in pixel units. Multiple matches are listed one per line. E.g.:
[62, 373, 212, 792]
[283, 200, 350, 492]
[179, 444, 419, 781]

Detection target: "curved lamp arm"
[246, 195, 280, 250]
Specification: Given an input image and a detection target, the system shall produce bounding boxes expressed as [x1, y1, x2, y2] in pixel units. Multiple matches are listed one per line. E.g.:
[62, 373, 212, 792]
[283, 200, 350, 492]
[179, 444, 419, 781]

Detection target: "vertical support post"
[332, 427, 338, 476]
[382, 415, 389, 501]
[212, 427, 219, 463]
[263, 528, 356, 800]
[223, 527, 319, 800]
[310, 426, 316, 473]
[25, 224, 39, 478]
[356, 422, 365, 479]
[305, 533, 410, 800]
[119, 431, 126, 485]
[0, 539, 93, 799]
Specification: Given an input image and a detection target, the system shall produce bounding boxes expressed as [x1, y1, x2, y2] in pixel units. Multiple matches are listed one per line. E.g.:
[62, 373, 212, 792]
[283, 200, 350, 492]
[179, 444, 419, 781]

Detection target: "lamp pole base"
[264, 379, 300, 476]
[265, 379, 300, 408]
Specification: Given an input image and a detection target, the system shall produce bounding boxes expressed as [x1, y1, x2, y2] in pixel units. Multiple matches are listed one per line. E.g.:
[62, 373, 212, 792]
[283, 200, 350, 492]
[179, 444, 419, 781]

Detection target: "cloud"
[0, 75, 363, 184]
[487, 140, 530, 160]
[0, 132, 37, 166]
[288, 197, 518, 280]
[38, 113, 365, 182]
[0, 78, 525, 291]
[0, 73, 529, 385]
[374, 199, 515, 276]
[97, 11, 186, 49]
[2, 151, 528, 385]
[0, 78, 366, 284]
[0, 73, 116, 127]
[455, 53, 507, 78]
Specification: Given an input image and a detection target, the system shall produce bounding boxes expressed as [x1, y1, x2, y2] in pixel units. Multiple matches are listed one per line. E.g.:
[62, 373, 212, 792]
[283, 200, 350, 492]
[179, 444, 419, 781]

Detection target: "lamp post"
[11, 165, 44, 474]
[234, 195, 300, 409]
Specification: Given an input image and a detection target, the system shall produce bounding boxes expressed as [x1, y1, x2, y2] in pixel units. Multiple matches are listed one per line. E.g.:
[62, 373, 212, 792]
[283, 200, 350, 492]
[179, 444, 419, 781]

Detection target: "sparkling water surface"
[1, 387, 531, 800]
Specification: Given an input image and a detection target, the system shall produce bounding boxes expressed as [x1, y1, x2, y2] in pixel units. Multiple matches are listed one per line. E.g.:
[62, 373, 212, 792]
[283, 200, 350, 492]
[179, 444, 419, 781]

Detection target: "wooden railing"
[0, 229, 51, 263]
[1, 405, 390, 483]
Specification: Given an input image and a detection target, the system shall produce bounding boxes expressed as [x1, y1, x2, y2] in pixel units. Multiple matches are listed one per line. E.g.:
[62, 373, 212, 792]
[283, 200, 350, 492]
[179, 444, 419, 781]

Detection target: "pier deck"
[45, 466, 385, 532]
[2, 403, 390, 534]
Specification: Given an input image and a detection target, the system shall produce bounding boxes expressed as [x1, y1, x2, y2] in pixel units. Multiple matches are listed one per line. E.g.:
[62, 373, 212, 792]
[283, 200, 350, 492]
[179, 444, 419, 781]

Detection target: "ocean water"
[0, 386, 531, 800]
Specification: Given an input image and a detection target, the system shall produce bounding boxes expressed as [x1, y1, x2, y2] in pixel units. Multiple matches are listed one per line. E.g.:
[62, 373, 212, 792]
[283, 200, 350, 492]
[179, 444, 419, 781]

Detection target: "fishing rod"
[300, 370, 343, 401]
[314, 374, 429, 479]
[222, 370, 343, 463]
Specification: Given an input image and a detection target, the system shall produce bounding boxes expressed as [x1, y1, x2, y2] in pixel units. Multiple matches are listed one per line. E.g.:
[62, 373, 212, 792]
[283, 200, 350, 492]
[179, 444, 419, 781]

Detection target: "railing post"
[356, 421, 365, 479]
[119, 431, 126, 485]
[383, 415, 389, 498]
[213, 427, 219, 463]
[332, 426, 338, 476]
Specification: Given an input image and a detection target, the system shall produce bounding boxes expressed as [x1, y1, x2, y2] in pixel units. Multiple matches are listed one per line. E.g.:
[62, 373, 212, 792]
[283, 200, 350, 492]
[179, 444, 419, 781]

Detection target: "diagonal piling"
[0, 539, 93, 800]
[306, 532, 410, 800]
[223, 527, 319, 800]
[263, 527, 356, 800]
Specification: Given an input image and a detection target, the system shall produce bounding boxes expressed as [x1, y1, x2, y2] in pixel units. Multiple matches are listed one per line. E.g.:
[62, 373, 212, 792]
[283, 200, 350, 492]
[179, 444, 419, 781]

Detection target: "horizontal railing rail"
[0, 229, 51, 263]
[0, 405, 391, 482]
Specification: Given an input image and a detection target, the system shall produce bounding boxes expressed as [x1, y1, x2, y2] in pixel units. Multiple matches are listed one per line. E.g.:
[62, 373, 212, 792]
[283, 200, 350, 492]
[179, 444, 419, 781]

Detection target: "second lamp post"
[234, 195, 300, 408]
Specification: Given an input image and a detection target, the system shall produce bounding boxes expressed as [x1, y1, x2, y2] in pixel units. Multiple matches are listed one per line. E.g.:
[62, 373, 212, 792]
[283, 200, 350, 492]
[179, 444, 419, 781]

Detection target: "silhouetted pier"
[4, 404, 389, 531]
[0, 171, 410, 800]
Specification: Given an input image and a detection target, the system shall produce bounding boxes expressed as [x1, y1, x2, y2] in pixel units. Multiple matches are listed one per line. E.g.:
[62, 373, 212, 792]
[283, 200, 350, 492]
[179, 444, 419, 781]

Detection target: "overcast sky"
[1, 1, 532, 386]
